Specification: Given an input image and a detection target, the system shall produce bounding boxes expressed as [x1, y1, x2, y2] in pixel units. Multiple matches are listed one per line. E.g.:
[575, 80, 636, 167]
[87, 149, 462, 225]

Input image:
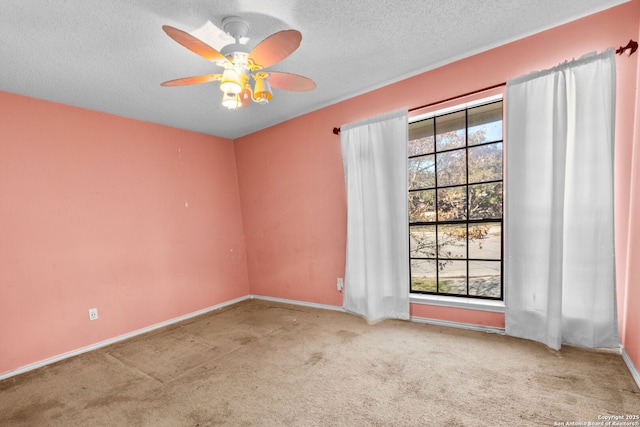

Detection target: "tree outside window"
[408, 100, 503, 299]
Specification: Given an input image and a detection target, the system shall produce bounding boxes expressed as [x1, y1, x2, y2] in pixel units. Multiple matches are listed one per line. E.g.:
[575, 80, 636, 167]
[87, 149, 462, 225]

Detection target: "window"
[408, 99, 503, 300]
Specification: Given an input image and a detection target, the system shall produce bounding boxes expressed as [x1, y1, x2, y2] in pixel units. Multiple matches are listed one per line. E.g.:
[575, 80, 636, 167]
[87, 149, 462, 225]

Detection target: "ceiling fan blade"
[162, 25, 228, 64]
[267, 72, 316, 92]
[249, 30, 302, 68]
[161, 74, 222, 86]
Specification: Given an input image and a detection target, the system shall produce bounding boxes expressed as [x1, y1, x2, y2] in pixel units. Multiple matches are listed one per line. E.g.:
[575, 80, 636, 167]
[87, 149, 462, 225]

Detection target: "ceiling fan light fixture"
[239, 88, 252, 107]
[161, 21, 315, 110]
[222, 91, 240, 110]
[253, 74, 273, 102]
[220, 69, 242, 95]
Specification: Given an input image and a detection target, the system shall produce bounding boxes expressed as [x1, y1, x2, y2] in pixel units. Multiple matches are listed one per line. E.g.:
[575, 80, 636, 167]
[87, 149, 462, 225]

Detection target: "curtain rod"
[332, 82, 506, 135]
[332, 38, 639, 136]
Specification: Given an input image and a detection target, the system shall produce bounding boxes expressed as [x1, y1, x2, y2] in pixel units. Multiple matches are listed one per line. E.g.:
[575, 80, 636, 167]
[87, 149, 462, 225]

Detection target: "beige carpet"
[1, 299, 638, 426]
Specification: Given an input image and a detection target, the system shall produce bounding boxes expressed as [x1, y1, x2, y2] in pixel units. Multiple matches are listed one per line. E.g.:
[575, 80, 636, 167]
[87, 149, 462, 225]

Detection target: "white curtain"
[341, 108, 410, 322]
[505, 49, 619, 350]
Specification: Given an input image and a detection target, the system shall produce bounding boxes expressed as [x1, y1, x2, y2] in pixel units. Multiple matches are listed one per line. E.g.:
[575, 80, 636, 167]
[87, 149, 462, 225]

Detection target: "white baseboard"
[0, 295, 250, 381]
[21, 294, 637, 385]
[249, 294, 346, 313]
[250, 294, 506, 335]
[410, 315, 505, 334]
[621, 346, 640, 390]
[250, 295, 507, 336]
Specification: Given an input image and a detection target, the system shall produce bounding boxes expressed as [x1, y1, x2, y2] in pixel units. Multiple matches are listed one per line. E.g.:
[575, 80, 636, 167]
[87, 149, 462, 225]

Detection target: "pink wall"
[235, 0, 639, 365]
[0, 92, 250, 375]
[410, 304, 505, 329]
[621, 2, 640, 376]
[234, 114, 346, 306]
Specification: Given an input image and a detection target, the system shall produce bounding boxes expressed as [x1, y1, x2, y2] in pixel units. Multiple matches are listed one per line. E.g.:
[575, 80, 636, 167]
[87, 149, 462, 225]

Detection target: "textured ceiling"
[0, 0, 629, 139]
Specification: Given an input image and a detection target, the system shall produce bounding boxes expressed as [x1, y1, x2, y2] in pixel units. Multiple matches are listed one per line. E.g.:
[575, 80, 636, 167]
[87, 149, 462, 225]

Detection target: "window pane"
[409, 118, 435, 156]
[436, 149, 466, 186]
[410, 225, 437, 257]
[410, 259, 437, 293]
[468, 261, 501, 298]
[439, 260, 467, 295]
[468, 101, 503, 146]
[437, 186, 466, 221]
[409, 190, 436, 222]
[436, 111, 465, 151]
[408, 155, 435, 190]
[469, 182, 502, 220]
[408, 99, 503, 300]
[437, 224, 467, 259]
[468, 222, 501, 260]
[468, 142, 502, 183]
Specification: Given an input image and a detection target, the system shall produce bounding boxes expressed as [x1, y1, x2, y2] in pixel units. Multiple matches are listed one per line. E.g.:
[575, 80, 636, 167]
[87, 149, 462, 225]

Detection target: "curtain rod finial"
[333, 127, 341, 135]
[616, 39, 638, 56]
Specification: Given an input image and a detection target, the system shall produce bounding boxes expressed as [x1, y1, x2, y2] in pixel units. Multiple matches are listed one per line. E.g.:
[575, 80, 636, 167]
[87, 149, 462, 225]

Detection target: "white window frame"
[408, 94, 505, 311]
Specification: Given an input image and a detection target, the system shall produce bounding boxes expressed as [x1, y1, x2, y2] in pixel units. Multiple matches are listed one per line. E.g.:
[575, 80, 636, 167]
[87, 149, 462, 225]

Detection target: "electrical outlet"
[88, 308, 98, 321]
[337, 278, 344, 291]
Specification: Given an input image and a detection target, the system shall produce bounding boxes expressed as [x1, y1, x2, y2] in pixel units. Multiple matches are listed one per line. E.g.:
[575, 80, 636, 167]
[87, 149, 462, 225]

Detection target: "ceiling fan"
[161, 16, 316, 110]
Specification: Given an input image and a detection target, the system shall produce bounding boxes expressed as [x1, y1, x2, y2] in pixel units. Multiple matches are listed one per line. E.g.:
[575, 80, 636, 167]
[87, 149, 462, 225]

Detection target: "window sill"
[410, 293, 505, 313]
